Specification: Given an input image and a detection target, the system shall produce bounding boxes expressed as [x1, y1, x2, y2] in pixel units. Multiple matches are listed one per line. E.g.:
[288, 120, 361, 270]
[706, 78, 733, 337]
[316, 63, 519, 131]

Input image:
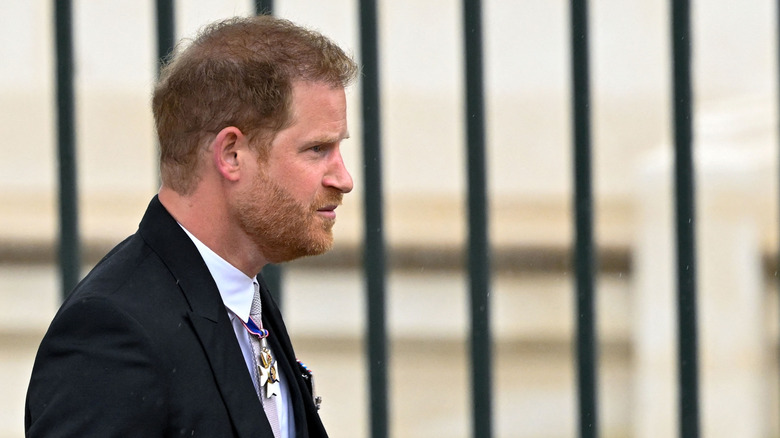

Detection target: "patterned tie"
[249, 282, 282, 438]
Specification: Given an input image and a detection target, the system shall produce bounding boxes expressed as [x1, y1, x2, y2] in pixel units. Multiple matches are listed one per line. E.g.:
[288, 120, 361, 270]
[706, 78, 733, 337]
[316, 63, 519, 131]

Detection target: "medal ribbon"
[242, 316, 269, 339]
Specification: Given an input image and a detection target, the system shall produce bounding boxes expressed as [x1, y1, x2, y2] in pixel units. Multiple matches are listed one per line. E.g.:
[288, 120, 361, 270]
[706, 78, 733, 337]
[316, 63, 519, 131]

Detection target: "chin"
[302, 235, 334, 258]
[267, 234, 334, 264]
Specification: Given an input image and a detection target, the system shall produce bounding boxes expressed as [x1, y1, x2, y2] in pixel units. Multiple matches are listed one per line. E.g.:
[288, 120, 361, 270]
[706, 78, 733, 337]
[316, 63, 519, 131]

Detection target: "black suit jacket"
[25, 196, 328, 437]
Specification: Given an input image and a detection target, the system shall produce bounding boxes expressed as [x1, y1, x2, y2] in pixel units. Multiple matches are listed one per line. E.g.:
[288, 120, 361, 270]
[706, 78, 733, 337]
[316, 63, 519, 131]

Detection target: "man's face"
[233, 81, 353, 264]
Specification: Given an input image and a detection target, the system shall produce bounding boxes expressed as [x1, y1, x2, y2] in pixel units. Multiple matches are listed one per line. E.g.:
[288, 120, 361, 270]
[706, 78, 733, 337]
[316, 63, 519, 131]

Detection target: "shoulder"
[26, 292, 171, 436]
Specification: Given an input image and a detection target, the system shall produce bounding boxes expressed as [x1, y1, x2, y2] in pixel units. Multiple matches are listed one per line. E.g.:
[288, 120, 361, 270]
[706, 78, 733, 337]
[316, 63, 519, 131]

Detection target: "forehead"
[285, 81, 348, 140]
[263, 81, 349, 160]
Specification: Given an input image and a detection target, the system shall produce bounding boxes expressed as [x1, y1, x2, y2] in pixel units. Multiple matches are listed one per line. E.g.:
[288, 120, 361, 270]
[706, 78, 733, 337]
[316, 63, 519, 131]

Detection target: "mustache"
[313, 190, 344, 209]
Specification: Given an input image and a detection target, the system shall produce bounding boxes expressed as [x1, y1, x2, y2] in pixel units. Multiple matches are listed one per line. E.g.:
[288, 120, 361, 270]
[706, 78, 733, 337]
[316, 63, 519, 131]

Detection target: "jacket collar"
[137, 195, 273, 437]
[137, 195, 224, 322]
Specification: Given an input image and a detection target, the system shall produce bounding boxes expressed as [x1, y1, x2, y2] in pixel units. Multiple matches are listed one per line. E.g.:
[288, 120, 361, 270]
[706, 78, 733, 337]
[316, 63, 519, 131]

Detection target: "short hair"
[153, 15, 359, 195]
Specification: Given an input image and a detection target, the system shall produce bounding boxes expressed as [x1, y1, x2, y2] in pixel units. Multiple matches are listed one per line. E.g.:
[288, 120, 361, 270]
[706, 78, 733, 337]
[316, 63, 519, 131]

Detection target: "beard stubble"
[233, 169, 343, 264]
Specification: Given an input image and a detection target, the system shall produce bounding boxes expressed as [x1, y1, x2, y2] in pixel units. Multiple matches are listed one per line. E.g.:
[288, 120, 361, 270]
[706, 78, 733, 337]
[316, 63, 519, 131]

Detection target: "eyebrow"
[305, 132, 350, 146]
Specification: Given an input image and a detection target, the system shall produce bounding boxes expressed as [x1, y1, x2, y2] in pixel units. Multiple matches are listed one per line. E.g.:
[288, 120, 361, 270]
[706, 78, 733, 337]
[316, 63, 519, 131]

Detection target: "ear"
[212, 126, 248, 182]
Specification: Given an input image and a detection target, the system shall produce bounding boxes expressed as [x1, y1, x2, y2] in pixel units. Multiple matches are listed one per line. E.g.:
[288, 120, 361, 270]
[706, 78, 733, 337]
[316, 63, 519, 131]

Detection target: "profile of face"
[233, 81, 354, 264]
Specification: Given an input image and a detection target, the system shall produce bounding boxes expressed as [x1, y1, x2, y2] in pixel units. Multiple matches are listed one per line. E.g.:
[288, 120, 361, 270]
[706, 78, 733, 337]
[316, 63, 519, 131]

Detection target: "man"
[25, 15, 357, 437]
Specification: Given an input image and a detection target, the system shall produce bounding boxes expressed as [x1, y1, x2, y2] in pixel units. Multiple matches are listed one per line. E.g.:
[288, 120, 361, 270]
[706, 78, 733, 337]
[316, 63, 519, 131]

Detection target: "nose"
[324, 151, 353, 193]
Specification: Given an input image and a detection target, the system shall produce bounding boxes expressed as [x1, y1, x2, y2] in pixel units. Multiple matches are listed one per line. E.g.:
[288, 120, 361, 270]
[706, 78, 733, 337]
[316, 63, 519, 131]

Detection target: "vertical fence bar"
[358, 1, 388, 437]
[154, 0, 175, 228]
[155, 0, 175, 70]
[777, 0, 780, 430]
[463, 1, 493, 437]
[570, 0, 599, 437]
[55, 0, 80, 299]
[260, 263, 282, 307]
[252, 0, 283, 307]
[671, 1, 700, 437]
[254, 0, 273, 15]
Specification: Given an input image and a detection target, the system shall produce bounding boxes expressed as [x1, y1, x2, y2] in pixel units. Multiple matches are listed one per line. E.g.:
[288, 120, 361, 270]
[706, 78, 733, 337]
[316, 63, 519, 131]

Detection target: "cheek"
[265, 158, 326, 200]
[283, 170, 323, 198]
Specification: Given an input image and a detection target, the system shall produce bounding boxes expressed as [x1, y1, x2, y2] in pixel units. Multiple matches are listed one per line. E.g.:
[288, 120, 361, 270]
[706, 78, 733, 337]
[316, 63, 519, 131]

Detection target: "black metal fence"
[52, 0, 774, 437]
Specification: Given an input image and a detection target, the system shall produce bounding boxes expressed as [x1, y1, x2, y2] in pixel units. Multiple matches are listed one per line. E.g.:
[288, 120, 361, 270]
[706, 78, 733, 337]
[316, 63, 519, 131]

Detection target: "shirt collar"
[179, 225, 255, 323]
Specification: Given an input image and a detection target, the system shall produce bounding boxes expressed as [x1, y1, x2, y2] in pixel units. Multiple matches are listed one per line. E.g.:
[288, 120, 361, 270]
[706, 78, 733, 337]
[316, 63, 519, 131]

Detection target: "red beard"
[233, 169, 343, 264]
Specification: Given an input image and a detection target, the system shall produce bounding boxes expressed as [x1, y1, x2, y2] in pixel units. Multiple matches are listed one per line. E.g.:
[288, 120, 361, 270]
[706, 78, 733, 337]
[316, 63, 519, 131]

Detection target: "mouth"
[316, 205, 338, 220]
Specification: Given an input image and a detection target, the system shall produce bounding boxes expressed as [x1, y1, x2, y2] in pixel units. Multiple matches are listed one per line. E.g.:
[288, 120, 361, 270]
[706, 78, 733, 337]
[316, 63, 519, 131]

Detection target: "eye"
[310, 145, 323, 153]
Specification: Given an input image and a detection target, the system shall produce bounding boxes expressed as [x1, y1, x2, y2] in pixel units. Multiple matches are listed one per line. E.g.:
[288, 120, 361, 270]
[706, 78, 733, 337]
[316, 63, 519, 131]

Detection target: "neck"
[158, 186, 268, 277]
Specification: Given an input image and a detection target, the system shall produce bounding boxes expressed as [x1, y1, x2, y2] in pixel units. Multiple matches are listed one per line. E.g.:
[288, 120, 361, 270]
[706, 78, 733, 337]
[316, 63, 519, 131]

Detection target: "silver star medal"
[258, 339, 280, 398]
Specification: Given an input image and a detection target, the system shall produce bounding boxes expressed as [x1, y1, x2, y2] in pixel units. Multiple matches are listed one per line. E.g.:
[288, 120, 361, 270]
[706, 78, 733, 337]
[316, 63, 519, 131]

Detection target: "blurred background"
[1, 0, 778, 437]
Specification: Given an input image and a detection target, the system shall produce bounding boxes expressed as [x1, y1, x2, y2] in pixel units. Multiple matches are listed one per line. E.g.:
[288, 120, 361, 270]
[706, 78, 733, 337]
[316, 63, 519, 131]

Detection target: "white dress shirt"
[180, 226, 294, 438]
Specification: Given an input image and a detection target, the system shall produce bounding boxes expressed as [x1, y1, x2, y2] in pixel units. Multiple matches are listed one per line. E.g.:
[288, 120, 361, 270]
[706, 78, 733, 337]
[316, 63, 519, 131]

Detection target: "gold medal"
[268, 362, 278, 383]
[265, 361, 281, 397]
[260, 348, 272, 369]
[256, 338, 279, 398]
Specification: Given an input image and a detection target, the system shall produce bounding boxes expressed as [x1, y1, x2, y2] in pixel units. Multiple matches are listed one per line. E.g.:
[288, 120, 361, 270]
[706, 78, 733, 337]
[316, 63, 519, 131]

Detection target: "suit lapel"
[189, 312, 273, 437]
[264, 326, 308, 437]
[258, 277, 328, 438]
[138, 196, 272, 438]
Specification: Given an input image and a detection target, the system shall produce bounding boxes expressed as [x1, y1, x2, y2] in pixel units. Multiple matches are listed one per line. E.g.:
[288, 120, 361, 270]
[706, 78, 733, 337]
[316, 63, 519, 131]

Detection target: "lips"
[316, 205, 338, 220]
[315, 193, 343, 220]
